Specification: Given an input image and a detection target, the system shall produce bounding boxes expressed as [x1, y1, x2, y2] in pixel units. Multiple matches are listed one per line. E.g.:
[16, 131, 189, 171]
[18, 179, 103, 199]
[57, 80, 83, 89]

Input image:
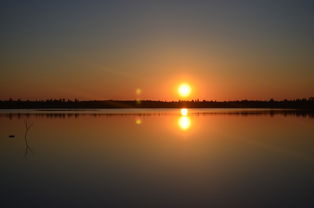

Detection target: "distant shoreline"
[0, 99, 313, 109]
[1, 108, 313, 119]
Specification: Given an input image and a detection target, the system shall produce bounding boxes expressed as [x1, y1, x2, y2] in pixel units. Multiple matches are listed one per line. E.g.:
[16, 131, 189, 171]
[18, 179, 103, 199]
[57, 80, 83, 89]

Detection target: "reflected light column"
[178, 108, 191, 131]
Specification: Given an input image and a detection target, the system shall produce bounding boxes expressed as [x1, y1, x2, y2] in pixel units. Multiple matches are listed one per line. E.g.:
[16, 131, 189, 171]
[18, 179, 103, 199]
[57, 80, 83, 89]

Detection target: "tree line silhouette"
[1, 110, 313, 119]
[0, 98, 313, 109]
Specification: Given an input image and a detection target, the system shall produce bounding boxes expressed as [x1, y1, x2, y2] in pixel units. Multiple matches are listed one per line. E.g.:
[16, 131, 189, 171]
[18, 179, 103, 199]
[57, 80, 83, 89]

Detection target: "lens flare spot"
[135, 118, 142, 125]
[136, 88, 142, 95]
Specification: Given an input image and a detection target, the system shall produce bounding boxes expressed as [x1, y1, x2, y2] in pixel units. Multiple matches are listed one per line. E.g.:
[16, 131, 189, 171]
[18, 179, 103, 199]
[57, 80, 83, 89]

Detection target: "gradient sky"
[1, 0, 313, 100]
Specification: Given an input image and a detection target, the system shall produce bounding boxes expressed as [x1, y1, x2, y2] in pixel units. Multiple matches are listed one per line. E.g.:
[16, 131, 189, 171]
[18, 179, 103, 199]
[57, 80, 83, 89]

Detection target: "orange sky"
[0, 1, 313, 100]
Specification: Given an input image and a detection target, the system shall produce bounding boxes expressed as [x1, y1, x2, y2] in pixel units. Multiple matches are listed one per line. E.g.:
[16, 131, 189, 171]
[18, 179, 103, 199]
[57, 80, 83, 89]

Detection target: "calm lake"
[0, 109, 313, 207]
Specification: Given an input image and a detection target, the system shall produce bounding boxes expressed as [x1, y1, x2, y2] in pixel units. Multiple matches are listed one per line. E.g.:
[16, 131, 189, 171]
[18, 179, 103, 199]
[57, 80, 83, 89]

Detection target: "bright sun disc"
[178, 83, 191, 97]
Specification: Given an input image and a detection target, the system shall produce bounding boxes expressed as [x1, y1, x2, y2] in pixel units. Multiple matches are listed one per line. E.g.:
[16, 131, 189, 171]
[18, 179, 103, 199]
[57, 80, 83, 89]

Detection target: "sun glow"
[178, 83, 191, 97]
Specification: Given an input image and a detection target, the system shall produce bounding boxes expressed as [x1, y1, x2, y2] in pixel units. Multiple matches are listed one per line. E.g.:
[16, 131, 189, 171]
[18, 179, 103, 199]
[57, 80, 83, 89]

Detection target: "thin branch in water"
[24, 120, 33, 158]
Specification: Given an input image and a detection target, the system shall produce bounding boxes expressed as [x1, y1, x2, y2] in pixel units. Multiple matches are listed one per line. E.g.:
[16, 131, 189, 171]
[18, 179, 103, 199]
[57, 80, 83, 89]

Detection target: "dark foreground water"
[0, 109, 313, 208]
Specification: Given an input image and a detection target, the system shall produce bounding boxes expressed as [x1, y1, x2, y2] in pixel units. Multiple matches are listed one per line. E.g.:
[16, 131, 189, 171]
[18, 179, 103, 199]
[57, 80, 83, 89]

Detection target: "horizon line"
[1, 97, 314, 102]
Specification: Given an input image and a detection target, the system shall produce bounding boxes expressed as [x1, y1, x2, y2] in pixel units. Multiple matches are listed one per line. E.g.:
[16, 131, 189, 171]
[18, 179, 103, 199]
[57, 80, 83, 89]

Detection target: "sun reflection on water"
[178, 108, 191, 131]
[178, 116, 191, 130]
[180, 108, 188, 116]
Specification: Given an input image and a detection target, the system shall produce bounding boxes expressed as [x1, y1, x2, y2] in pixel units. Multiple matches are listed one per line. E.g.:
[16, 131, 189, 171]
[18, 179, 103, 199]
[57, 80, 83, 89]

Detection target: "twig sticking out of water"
[24, 120, 33, 158]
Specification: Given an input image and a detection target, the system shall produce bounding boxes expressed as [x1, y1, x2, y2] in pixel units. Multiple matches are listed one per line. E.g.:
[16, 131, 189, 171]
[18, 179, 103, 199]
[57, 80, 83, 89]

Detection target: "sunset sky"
[1, 0, 313, 100]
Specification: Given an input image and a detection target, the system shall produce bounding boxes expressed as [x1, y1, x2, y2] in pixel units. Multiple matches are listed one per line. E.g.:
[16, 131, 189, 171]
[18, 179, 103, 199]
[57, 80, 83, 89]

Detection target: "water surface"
[0, 109, 313, 207]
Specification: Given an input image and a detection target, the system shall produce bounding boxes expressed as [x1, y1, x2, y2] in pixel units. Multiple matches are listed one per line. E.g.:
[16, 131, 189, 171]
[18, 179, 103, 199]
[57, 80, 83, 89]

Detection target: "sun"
[178, 83, 191, 97]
